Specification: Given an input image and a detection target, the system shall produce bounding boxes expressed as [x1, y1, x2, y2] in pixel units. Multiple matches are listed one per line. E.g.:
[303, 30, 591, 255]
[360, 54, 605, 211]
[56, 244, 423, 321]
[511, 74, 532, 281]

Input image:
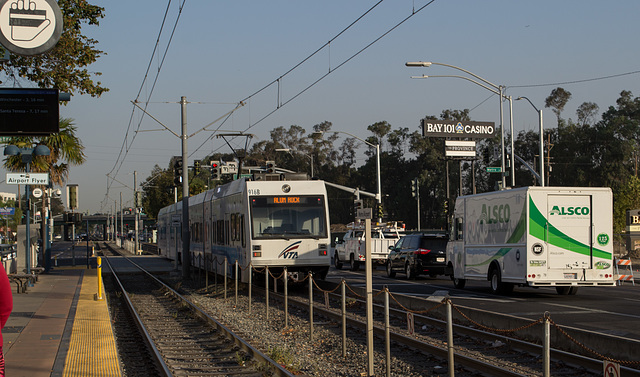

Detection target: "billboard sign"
[421, 119, 495, 139]
[0, 207, 14, 216]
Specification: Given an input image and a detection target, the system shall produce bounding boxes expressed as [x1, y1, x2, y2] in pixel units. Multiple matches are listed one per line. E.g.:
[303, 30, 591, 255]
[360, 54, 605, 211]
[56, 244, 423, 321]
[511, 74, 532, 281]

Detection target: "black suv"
[386, 233, 448, 279]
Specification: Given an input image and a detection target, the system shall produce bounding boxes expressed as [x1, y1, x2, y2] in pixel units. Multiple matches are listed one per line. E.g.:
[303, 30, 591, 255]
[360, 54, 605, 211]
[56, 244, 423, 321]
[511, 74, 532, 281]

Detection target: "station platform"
[2, 246, 176, 377]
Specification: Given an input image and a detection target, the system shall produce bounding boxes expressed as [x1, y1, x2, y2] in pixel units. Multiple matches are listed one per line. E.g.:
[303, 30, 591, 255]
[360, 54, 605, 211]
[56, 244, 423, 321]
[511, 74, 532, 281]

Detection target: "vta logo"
[278, 241, 301, 259]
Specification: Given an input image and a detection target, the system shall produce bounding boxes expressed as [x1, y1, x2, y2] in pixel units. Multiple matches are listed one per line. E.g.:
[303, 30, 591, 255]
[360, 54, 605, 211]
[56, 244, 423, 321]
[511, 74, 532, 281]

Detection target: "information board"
[0, 88, 59, 135]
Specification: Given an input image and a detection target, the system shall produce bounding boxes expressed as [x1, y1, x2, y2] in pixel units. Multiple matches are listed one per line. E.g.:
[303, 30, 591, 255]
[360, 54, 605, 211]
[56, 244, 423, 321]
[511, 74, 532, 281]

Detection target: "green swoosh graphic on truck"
[466, 204, 526, 267]
[528, 196, 611, 259]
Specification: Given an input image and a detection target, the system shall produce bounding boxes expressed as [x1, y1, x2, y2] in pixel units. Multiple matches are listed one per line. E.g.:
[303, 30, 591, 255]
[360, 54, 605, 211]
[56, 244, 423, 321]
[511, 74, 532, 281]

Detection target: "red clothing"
[0, 266, 12, 338]
[0, 266, 11, 376]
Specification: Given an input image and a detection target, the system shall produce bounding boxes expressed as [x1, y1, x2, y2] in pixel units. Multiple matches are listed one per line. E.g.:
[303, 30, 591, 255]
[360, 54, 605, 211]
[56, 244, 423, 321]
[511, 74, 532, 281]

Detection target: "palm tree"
[3, 117, 86, 186]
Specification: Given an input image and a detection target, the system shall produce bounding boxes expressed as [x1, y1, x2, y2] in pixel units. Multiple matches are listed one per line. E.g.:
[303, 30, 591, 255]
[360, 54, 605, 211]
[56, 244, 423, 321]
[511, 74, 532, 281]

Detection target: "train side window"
[225, 220, 230, 245]
[240, 214, 245, 247]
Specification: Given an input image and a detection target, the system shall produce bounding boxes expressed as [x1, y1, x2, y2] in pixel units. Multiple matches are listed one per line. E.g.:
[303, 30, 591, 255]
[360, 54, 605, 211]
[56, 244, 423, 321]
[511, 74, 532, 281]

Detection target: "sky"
[2, 0, 639, 214]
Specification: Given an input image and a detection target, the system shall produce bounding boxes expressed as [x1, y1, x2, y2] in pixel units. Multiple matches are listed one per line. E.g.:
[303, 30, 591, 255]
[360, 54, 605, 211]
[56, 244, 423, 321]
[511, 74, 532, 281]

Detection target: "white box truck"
[446, 187, 615, 295]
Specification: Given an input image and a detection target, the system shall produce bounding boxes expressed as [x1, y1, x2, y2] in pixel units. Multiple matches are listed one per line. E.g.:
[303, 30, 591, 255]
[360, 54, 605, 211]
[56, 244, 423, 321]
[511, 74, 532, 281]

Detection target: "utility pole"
[120, 192, 123, 246]
[181, 96, 191, 278]
[134, 171, 139, 254]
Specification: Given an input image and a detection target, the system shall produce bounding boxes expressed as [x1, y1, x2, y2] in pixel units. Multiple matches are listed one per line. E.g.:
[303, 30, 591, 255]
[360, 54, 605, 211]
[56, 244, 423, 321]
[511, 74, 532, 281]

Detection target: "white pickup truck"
[333, 222, 404, 271]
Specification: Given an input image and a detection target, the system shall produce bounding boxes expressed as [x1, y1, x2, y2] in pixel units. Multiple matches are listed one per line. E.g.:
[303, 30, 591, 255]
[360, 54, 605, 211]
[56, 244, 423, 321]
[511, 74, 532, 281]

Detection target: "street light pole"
[275, 148, 314, 177]
[313, 131, 382, 219]
[3, 144, 51, 275]
[516, 96, 545, 187]
[406, 61, 509, 189]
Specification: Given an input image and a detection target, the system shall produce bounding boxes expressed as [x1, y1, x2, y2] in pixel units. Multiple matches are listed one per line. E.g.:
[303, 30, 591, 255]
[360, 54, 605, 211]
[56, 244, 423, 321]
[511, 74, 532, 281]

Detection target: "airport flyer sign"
[6, 172, 49, 185]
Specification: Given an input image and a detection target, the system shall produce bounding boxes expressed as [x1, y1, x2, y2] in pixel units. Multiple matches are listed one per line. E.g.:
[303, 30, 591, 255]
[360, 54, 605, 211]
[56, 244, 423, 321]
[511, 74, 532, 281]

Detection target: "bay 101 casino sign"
[421, 118, 495, 139]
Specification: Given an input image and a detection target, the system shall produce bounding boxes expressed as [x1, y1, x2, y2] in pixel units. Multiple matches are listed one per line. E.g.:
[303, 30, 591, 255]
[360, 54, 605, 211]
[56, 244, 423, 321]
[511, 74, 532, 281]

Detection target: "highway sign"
[6, 172, 49, 185]
[486, 167, 502, 173]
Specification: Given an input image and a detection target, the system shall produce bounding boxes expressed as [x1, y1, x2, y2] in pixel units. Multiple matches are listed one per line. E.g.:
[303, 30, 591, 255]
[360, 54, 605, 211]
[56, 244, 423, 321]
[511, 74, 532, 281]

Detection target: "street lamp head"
[3, 145, 20, 156]
[33, 144, 51, 156]
[405, 61, 432, 67]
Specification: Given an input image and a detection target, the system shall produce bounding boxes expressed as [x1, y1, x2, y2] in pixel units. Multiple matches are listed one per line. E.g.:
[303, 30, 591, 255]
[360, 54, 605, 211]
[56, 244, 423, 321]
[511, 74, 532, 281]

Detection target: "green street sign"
[486, 167, 502, 173]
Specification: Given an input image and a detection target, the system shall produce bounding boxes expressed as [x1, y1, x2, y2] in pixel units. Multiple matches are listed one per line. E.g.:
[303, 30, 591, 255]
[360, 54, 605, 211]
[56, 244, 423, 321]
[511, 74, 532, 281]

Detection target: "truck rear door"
[547, 194, 592, 270]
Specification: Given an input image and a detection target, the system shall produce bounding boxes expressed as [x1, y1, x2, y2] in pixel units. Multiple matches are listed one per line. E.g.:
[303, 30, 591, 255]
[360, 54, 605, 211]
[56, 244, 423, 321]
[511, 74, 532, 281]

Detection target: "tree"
[0, 0, 107, 97]
[545, 87, 572, 122]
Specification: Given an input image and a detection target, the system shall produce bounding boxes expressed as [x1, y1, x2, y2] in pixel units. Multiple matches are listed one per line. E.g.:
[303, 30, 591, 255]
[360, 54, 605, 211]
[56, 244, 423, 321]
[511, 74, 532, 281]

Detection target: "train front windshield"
[250, 195, 328, 239]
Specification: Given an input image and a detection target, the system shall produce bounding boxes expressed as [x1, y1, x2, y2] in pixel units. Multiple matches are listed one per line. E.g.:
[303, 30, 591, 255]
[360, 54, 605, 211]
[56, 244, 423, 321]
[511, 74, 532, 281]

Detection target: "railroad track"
[183, 275, 640, 377]
[96, 244, 640, 376]
[97, 245, 294, 377]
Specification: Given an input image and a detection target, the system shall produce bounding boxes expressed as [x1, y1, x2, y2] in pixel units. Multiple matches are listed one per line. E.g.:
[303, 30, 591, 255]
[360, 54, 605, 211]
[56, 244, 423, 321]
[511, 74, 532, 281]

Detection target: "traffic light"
[411, 178, 417, 198]
[134, 191, 142, 208]
[376, 203, 384, 219]
[211, 161, 220, 180]
[354, 199, 363, 214]
[173, 157, 183, 186]
[193, 160, 201, 175]
[266, 160, 276, 173]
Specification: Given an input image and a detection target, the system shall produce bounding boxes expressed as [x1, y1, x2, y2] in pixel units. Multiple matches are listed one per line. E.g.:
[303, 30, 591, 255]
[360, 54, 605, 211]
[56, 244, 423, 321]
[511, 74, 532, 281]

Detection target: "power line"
[508, 70, 640, 89]
[101, 0, 187, 211]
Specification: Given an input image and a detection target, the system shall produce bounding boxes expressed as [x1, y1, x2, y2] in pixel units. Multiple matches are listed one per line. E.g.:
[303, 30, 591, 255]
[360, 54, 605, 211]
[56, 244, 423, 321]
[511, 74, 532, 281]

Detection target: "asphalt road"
[326, 264, 640, 341]
[49, 241, 640, 341]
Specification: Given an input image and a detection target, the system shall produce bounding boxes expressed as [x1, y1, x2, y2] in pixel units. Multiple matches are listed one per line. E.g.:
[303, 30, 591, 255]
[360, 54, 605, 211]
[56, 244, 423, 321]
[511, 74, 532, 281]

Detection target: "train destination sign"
[6, 172, 49, 185]
[252, 196, 324, 207]
[421, 119, 495, 139]
[0, 88, 59, 135]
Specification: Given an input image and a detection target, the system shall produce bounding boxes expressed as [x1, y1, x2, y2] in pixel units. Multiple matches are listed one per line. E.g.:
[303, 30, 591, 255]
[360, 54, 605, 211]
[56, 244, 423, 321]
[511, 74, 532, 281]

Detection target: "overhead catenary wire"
[102, 0, 187, 211]
[103, 0, 439, 211]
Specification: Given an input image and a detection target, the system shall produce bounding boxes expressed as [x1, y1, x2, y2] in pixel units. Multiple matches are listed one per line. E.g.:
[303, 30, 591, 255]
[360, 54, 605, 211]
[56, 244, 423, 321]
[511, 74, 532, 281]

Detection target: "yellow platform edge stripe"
[62, 269, 122, 377]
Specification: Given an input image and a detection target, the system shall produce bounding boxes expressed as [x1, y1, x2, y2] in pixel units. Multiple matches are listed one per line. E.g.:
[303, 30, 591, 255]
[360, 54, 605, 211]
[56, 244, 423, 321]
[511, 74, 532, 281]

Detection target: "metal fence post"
[447, 299, 454, 377]
[224, 257, 228, 300]
[544, 313, 550, 377]
[248, 263, 252, 313]
[309, 271, 314, 341]
[234, 260, 238, 307]
[284, 266, 288, 328]
[341, 279, 346, 358]
[265, 266, 270, 321]
[385, 287, 390, 377]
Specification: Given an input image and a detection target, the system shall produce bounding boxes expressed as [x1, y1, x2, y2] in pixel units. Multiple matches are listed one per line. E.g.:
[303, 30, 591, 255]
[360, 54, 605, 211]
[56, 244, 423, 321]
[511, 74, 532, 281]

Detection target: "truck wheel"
[350, 255, 359, 271]
[386, 261, 396, 278]
[334, 253, 343, 270]
[490, 268, 502, 294]
[452, 276, 466, 289]
[405, 264, 413, 280]
[556, 286, 578, 295]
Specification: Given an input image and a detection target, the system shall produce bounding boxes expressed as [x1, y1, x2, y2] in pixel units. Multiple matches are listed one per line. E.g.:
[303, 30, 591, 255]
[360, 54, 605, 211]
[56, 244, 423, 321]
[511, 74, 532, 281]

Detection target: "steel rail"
[102, 244, 296, 377]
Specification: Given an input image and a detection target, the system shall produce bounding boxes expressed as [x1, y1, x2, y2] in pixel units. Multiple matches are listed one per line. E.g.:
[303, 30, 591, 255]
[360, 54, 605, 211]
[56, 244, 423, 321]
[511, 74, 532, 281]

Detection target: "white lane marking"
[541, 302, 640, 320]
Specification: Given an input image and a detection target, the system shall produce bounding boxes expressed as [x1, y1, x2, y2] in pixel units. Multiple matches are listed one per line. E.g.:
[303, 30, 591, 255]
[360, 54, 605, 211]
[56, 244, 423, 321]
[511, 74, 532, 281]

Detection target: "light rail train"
[157, 176, 331, 282]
